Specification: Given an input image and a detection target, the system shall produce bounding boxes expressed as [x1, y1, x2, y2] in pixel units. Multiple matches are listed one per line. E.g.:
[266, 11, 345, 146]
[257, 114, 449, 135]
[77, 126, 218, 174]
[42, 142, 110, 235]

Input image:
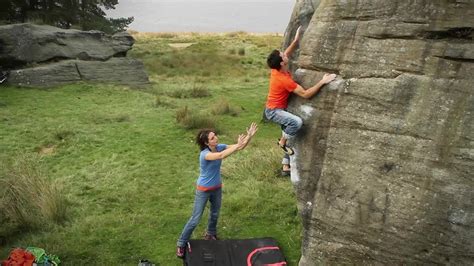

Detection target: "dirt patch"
[38, 145, 56, 155]
[168, 43, 195, 49]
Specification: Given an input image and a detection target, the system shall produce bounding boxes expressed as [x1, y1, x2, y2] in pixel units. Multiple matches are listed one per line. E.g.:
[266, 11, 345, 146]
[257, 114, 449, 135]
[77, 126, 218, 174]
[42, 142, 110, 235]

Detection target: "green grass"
[0, 32, 301, 265]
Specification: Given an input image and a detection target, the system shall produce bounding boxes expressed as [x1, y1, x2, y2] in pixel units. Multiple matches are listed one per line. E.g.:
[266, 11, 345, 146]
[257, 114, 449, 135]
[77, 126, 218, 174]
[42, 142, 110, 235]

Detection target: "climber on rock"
[264, 26, 336, 173]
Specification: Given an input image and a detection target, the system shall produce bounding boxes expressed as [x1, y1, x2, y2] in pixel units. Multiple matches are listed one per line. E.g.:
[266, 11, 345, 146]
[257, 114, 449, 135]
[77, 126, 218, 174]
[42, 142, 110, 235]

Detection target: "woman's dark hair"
[267, 49, 283, 70]
[196, 129, 214, 151]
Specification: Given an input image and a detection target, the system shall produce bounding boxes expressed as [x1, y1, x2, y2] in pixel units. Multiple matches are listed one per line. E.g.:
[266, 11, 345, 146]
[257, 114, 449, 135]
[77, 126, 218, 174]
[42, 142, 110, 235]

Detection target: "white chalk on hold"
[328, 79, 344, 90]
[295, 68, 307, 75]
[299, 105, 315, 119]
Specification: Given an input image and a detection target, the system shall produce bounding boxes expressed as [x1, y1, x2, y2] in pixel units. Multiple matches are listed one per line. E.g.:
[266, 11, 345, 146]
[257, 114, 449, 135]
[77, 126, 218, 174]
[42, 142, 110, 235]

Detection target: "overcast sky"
[113, 0, 292, 2]
[107, 0, 295, 32]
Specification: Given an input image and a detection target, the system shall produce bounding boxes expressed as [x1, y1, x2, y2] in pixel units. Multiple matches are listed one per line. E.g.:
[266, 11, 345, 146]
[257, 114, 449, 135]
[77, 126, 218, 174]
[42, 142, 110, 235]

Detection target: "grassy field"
[0, 32, 301, 265]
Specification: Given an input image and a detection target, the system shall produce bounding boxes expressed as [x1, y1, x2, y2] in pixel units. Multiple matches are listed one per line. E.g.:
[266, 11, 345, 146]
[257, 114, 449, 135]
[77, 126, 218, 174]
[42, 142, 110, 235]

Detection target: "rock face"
[0, 23, 149, 87]
[283, 1, 473, 265]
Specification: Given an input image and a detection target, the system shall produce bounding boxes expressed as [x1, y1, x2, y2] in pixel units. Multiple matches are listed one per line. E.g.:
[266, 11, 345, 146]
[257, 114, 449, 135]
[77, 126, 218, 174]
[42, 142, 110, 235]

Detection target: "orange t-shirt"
[265, 69, 298, 109]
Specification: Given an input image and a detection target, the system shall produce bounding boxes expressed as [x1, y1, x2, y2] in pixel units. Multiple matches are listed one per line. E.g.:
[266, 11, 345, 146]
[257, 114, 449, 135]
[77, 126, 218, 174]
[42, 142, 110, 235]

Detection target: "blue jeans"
[264, 108, 303, 139]
[177, 188, 222, 247]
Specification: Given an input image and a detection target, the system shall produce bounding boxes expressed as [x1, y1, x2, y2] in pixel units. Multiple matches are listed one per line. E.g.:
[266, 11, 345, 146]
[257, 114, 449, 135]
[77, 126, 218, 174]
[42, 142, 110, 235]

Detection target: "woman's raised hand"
[237, 134, 246, 148]
[235, 123, 258, 151]
[246, 122, 258, 137]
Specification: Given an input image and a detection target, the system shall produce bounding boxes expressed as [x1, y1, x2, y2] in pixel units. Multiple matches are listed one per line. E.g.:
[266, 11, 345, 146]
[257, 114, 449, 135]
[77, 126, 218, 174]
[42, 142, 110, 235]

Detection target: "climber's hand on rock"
[322, 73, 336, 84]
[294, 26, 302, 42]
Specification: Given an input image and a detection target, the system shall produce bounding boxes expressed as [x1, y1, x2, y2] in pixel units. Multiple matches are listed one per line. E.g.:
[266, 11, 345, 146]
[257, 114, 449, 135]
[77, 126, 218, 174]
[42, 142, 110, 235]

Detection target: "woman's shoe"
[176, 246, 185, 258]
[204, 233, 218, 240]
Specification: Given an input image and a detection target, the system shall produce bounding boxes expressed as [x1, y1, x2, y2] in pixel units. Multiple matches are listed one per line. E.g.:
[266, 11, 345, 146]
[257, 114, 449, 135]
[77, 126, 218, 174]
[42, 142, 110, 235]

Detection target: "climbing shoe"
[277, 141, 294, 155]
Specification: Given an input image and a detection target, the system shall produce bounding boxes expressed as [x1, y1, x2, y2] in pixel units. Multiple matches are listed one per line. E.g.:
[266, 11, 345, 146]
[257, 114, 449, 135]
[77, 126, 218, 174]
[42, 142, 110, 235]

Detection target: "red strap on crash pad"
[246, 246, 287, 266]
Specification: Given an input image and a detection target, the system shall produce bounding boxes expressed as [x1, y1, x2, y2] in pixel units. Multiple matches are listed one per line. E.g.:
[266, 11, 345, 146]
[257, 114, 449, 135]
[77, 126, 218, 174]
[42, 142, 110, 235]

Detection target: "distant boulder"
[0, 23, 149, 87]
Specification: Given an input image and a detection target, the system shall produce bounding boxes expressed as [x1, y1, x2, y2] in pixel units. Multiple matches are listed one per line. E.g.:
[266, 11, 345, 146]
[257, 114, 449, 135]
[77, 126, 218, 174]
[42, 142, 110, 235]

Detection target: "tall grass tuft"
[168, 84, 211, 99]
[176, 106, 216, 130]
[210, 99, 241, 116]
[189, 85, 211, 98]
[0, 154, 68, 230]
[153, 95, 175, 108]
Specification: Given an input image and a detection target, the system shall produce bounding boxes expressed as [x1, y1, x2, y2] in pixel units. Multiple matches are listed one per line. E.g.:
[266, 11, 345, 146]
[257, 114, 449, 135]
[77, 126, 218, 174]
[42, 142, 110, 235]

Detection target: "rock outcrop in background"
[0, 23, 149, 87]
[283, 0, 473, 265]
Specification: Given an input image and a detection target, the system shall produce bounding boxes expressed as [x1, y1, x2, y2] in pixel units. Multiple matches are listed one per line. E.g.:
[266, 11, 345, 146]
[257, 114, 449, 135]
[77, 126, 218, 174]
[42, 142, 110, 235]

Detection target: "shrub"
[238, 47, 246, 56]
[0, 154, 68, 231]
